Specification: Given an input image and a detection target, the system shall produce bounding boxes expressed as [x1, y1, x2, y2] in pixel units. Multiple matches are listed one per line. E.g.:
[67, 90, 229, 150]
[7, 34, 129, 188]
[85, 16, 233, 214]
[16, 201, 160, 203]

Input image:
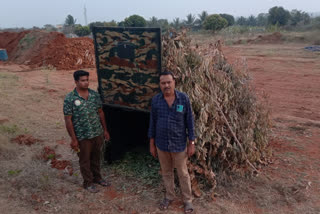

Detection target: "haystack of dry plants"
[162, 29, 271, 194]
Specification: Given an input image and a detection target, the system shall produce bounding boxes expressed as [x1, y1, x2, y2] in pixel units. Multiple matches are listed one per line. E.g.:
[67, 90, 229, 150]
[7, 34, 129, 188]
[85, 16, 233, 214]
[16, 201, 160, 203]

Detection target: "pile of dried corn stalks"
[162, 29, 271, 195]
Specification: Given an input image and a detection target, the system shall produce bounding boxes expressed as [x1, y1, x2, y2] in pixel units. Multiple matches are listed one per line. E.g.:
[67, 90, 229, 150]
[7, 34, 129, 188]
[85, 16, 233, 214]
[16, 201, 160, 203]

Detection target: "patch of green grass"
[224, 40, 234, 46]
[40, 66, 56, 84]
[0, 73, 19, 89]
[47, 154, 55, 160]
[41, 69, 51, 84]
[39, 173, 51, 190]
[8, 169, 22, 176]
[0, 73, 19, 80]
[55, 121, 63, 129]
[110, 151, 161, 185]
[0, 124, 19, 134]
[23, 128, 29, 133]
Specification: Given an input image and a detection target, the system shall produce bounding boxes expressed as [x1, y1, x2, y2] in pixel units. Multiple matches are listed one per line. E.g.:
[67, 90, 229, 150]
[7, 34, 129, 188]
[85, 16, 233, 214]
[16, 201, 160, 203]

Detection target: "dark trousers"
[78, 135, 103, 188]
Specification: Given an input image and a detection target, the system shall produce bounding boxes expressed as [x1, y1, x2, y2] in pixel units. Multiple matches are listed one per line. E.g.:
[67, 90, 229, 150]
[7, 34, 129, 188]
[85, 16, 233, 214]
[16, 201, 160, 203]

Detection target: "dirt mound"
[0, 30, 95, 70]
[0, 117, 9, 124]
[0, 31, 30, 58]
[248, 32, 283, 44]
[41, 146, 60, 160]
[30, 33, 95, 70]
[11, 134, 43, 146]
[234, 32, 284, 45]
[41, 146, 73, 175]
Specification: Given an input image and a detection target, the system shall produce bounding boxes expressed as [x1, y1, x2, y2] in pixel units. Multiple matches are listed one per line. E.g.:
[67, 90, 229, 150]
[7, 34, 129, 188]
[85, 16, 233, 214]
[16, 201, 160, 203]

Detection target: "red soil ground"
[0, 32, 319, 213]
[11, 134, 42, 146]
[234, 32, 284, 45]
[0, 30, 95, 70]
[223, 43, 320, 210]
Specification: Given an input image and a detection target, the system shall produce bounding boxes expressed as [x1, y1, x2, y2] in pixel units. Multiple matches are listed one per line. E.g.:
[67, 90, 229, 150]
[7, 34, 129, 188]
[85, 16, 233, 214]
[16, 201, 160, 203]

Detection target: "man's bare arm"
[98, 108, 110, 141]
[64, 115, 79, 150]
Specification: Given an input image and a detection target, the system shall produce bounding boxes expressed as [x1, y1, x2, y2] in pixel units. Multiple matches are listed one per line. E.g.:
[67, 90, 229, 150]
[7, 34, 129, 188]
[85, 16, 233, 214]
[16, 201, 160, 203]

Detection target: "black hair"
[73, 70, 89, 81]
[159, 71, 175, 80]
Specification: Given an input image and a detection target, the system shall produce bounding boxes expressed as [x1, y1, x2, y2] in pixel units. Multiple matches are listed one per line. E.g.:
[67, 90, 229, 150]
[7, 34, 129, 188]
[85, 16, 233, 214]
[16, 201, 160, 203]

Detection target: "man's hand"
[65, 115, 79, 152]
[149, 138, 157, 158]
[70, 139, 79, 152]
[104, 130, 110, 141]
[187, 142, 195, 157]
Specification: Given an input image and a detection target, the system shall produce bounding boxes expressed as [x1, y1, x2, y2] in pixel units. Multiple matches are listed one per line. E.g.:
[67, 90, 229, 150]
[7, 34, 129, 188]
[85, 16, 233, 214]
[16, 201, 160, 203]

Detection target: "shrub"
[74, 25, 91, 37]
[123, 15, 147, 27]
[220, 14, 235, 26]
[203, 14, 228, 32]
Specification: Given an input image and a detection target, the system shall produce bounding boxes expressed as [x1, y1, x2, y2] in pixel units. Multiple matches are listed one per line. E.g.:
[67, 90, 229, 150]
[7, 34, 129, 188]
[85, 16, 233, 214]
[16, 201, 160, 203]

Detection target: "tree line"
[39, 6, 319, 37]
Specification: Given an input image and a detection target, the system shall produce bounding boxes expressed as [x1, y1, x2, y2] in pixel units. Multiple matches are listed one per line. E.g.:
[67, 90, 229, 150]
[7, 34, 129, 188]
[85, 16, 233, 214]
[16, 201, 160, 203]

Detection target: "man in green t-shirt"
[63, 70, 110, 193]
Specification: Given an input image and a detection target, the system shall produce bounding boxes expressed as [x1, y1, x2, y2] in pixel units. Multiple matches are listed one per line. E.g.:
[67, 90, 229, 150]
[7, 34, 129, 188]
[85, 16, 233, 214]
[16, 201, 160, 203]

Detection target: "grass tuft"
[0, 124, 19, 134]
[110, 151, 161, 186]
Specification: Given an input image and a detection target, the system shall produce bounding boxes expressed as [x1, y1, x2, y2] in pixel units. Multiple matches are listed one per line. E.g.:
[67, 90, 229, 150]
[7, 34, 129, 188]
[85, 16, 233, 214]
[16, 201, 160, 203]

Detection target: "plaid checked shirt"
[148, 90, 196, 152]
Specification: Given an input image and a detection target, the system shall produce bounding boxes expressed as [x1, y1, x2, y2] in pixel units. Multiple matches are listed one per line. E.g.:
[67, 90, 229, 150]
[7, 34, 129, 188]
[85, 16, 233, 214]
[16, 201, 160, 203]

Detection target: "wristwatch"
[190, 141, 195, 145]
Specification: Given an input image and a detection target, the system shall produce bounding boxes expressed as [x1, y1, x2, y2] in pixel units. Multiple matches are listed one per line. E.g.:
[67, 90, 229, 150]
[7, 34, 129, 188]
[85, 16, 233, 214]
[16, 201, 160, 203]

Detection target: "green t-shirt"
[63, 88, 103, 141]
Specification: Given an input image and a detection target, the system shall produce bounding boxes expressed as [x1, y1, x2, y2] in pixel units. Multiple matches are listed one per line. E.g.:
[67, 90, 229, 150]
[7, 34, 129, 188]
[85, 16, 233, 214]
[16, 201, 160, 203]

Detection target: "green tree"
[74, 25, 91, 36]
[184, 13, 196, 27]
[203, 14, 228, 31]
[147, 17, 169, 31]
[118, 21, 125, 27]
[64, 15, 77, 26]
[89, 21, 117, 31]
[147, 16, 159, 27]
[43, 24, 57, 32]
[219, 14, 235, 26]
[89, 21, 104, 30]
[290, 9, 311, 26]
[123, 15, 147, 27]
[257, 13, 268, 26]
[63, 15, 77, 34]
[247, 15, 257, 26]
[268, 6, 291, 26]
[171, 17, 181, 29]
[196, 11, 208, 27]
[236, 16, 247, 26]
[301, 12, 311, 25]
[158, 19, 170, 31]
[311, 16, 320, 29]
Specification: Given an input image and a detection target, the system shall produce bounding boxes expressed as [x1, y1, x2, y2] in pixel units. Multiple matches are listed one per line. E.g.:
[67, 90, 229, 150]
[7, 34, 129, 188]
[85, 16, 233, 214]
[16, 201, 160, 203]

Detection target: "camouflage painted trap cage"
[92, 27, 162, 112]
[93, 27, 271, 195]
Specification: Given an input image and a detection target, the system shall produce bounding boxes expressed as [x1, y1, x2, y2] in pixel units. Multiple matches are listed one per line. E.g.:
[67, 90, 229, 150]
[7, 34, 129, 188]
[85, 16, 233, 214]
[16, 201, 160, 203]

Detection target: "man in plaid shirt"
[148, 71, 196, 213]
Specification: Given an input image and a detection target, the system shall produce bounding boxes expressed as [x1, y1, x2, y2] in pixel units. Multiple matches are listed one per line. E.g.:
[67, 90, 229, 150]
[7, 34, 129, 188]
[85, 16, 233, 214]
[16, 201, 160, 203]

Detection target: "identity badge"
[176, 105, 184, 112]
[74, 100, 81, 106]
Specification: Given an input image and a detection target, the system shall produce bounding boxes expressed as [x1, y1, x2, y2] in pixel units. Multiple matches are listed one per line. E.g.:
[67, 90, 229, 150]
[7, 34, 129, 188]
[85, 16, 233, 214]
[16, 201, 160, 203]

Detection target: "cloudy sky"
[1, 0, 319, 28]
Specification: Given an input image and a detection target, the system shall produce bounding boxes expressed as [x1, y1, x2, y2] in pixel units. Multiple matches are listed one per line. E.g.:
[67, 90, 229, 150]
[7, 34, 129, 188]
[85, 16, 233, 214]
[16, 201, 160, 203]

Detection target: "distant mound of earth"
[234, 32, 284, 45]
[0, 30, 95, 70]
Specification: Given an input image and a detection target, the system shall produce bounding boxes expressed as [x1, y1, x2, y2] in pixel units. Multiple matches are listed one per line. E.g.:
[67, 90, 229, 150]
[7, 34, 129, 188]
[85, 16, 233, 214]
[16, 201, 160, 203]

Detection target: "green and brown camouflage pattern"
[92, 27, 161, 112]
[63, 88, 103, 141]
